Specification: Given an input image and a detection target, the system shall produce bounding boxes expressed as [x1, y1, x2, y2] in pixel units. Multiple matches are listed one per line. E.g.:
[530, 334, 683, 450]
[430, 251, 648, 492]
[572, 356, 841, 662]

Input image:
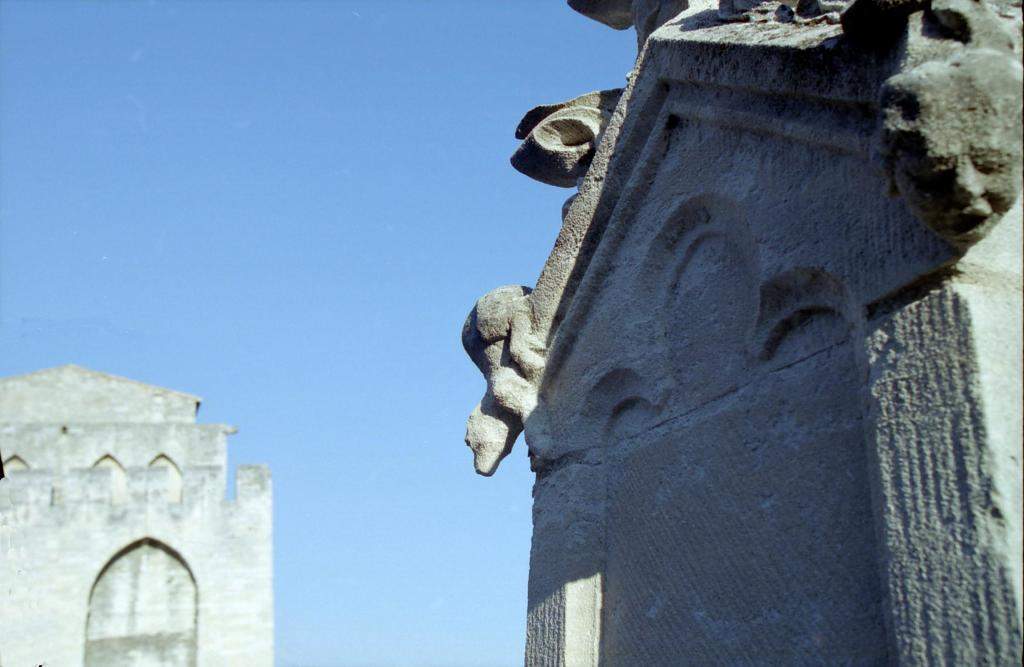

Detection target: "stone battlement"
[0, 366, 273, 666]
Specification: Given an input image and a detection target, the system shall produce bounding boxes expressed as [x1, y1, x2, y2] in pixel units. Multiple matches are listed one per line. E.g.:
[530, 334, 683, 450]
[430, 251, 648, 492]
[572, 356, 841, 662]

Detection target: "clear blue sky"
[0, 2, 634, 665]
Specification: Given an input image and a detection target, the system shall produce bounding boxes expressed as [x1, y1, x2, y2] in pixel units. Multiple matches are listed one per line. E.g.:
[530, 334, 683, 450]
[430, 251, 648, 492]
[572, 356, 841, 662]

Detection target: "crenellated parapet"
[0, 365, 273, 666]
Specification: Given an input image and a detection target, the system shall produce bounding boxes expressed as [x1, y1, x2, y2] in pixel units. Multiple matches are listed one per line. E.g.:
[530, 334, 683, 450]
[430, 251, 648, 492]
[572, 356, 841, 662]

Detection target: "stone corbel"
[462, 286, 546, 476]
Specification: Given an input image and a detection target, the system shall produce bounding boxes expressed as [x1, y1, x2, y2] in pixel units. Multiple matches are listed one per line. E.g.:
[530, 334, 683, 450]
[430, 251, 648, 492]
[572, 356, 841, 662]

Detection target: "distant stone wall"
[0, 366, 273, 667]
[0, 365, 200, 424]
[461, 1, 1022, 664]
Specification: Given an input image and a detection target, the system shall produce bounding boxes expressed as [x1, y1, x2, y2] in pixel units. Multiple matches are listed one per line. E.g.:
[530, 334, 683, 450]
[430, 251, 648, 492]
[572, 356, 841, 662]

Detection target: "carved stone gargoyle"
[880, 49, 1022, 247]
[844, 0, 1023, 249]
[462, 286, 546, 476]
[510, 89, 623, 188]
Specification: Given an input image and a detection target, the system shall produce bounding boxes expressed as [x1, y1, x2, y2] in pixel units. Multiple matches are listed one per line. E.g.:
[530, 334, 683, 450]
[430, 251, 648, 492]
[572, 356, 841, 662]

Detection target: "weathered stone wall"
[462, 1, 1022, 664]
[0, 366, 273, 667]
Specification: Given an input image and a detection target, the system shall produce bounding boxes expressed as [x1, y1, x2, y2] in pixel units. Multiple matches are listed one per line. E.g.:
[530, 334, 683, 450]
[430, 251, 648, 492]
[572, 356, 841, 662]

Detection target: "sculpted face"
[880, 50, 1023, 245]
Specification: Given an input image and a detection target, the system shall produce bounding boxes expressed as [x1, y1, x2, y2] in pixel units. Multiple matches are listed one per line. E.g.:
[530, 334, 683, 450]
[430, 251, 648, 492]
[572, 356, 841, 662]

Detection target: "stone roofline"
[0, 364, 206, 425]
[0, 364, 203, 403]
[0, 422, 237, 432]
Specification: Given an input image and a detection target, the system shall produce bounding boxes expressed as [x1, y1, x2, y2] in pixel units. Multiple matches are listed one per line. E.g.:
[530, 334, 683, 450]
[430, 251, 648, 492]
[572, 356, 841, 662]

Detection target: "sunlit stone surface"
[461, 1, 1022, 664]
[0, 365, 273, 666]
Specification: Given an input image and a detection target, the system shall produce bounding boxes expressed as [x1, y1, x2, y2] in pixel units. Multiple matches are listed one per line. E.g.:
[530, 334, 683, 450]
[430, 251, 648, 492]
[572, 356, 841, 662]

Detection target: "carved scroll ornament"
[511, 89, 623, 188]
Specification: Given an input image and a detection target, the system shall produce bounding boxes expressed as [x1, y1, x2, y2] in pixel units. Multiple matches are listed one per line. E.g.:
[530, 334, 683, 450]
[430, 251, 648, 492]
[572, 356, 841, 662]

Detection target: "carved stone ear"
[567, 0, 636, 29]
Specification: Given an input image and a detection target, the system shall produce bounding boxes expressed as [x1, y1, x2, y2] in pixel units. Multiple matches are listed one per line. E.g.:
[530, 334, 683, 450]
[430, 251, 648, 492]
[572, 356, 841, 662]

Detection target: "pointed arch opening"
[2, 454, 29, 474]
[84, 538, 197, 667]
[149, 454, 183, 503]
[92, 454, 127, 504]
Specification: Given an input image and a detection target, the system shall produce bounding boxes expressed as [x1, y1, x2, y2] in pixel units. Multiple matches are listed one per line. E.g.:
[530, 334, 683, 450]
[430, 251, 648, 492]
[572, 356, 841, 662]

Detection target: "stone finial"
[568, 0, 689, 46]
[511, 89, 622, 188]
[462, 286, 546, 475]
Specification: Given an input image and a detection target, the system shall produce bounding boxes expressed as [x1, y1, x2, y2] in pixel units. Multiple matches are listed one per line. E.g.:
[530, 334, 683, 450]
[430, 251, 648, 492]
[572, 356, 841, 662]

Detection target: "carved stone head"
[462, 285, 543, 475]
[880, 49, 1023, 246]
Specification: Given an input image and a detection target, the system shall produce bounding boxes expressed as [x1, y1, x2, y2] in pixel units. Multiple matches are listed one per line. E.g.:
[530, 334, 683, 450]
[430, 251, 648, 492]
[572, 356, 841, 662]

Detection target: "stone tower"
[0, 365, 273, 666]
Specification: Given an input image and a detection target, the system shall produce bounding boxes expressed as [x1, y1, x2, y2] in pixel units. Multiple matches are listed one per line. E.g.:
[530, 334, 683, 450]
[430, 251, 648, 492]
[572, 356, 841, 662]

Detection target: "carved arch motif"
[2, 454, 29, 474]
[149, 454, 183, 503]
[641, 194, 760, 409]
[752, 267, 856, 364]
[92, 454, 127, 505]
[584, 368, 660, 442]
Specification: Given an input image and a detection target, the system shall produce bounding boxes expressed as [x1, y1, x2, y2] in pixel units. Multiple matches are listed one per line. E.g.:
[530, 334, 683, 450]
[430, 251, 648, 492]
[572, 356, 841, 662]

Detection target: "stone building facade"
[462, 1, 1022, 664]
[0, 365, 273, 666]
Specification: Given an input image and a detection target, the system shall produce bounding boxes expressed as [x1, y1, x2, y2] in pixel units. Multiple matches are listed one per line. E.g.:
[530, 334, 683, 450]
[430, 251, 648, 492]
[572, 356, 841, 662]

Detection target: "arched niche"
[149, 454, 183, 503]
[3, 454, 29, 474]
[92, 454, 127, 505]
[84, 538, 198, 667]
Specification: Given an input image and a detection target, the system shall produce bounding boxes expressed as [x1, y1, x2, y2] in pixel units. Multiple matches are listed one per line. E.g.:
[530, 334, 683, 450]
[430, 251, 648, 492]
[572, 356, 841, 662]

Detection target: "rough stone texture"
[879, 42, 1022, 247]
[462, 1, 1022, 664]
[0, 365, 273, 667]
[463, 286, 545, 475]
[512, 89, 624, 188]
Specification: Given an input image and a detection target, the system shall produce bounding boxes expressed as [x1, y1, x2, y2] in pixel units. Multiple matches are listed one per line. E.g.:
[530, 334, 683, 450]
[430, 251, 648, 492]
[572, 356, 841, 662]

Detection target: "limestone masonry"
[463, 0, 1022, 664]
[0, 365, 273, 666]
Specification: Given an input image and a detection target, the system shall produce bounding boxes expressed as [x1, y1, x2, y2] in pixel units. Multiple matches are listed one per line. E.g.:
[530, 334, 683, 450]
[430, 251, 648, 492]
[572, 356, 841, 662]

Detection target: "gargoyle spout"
[461, 285, 545, 476]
